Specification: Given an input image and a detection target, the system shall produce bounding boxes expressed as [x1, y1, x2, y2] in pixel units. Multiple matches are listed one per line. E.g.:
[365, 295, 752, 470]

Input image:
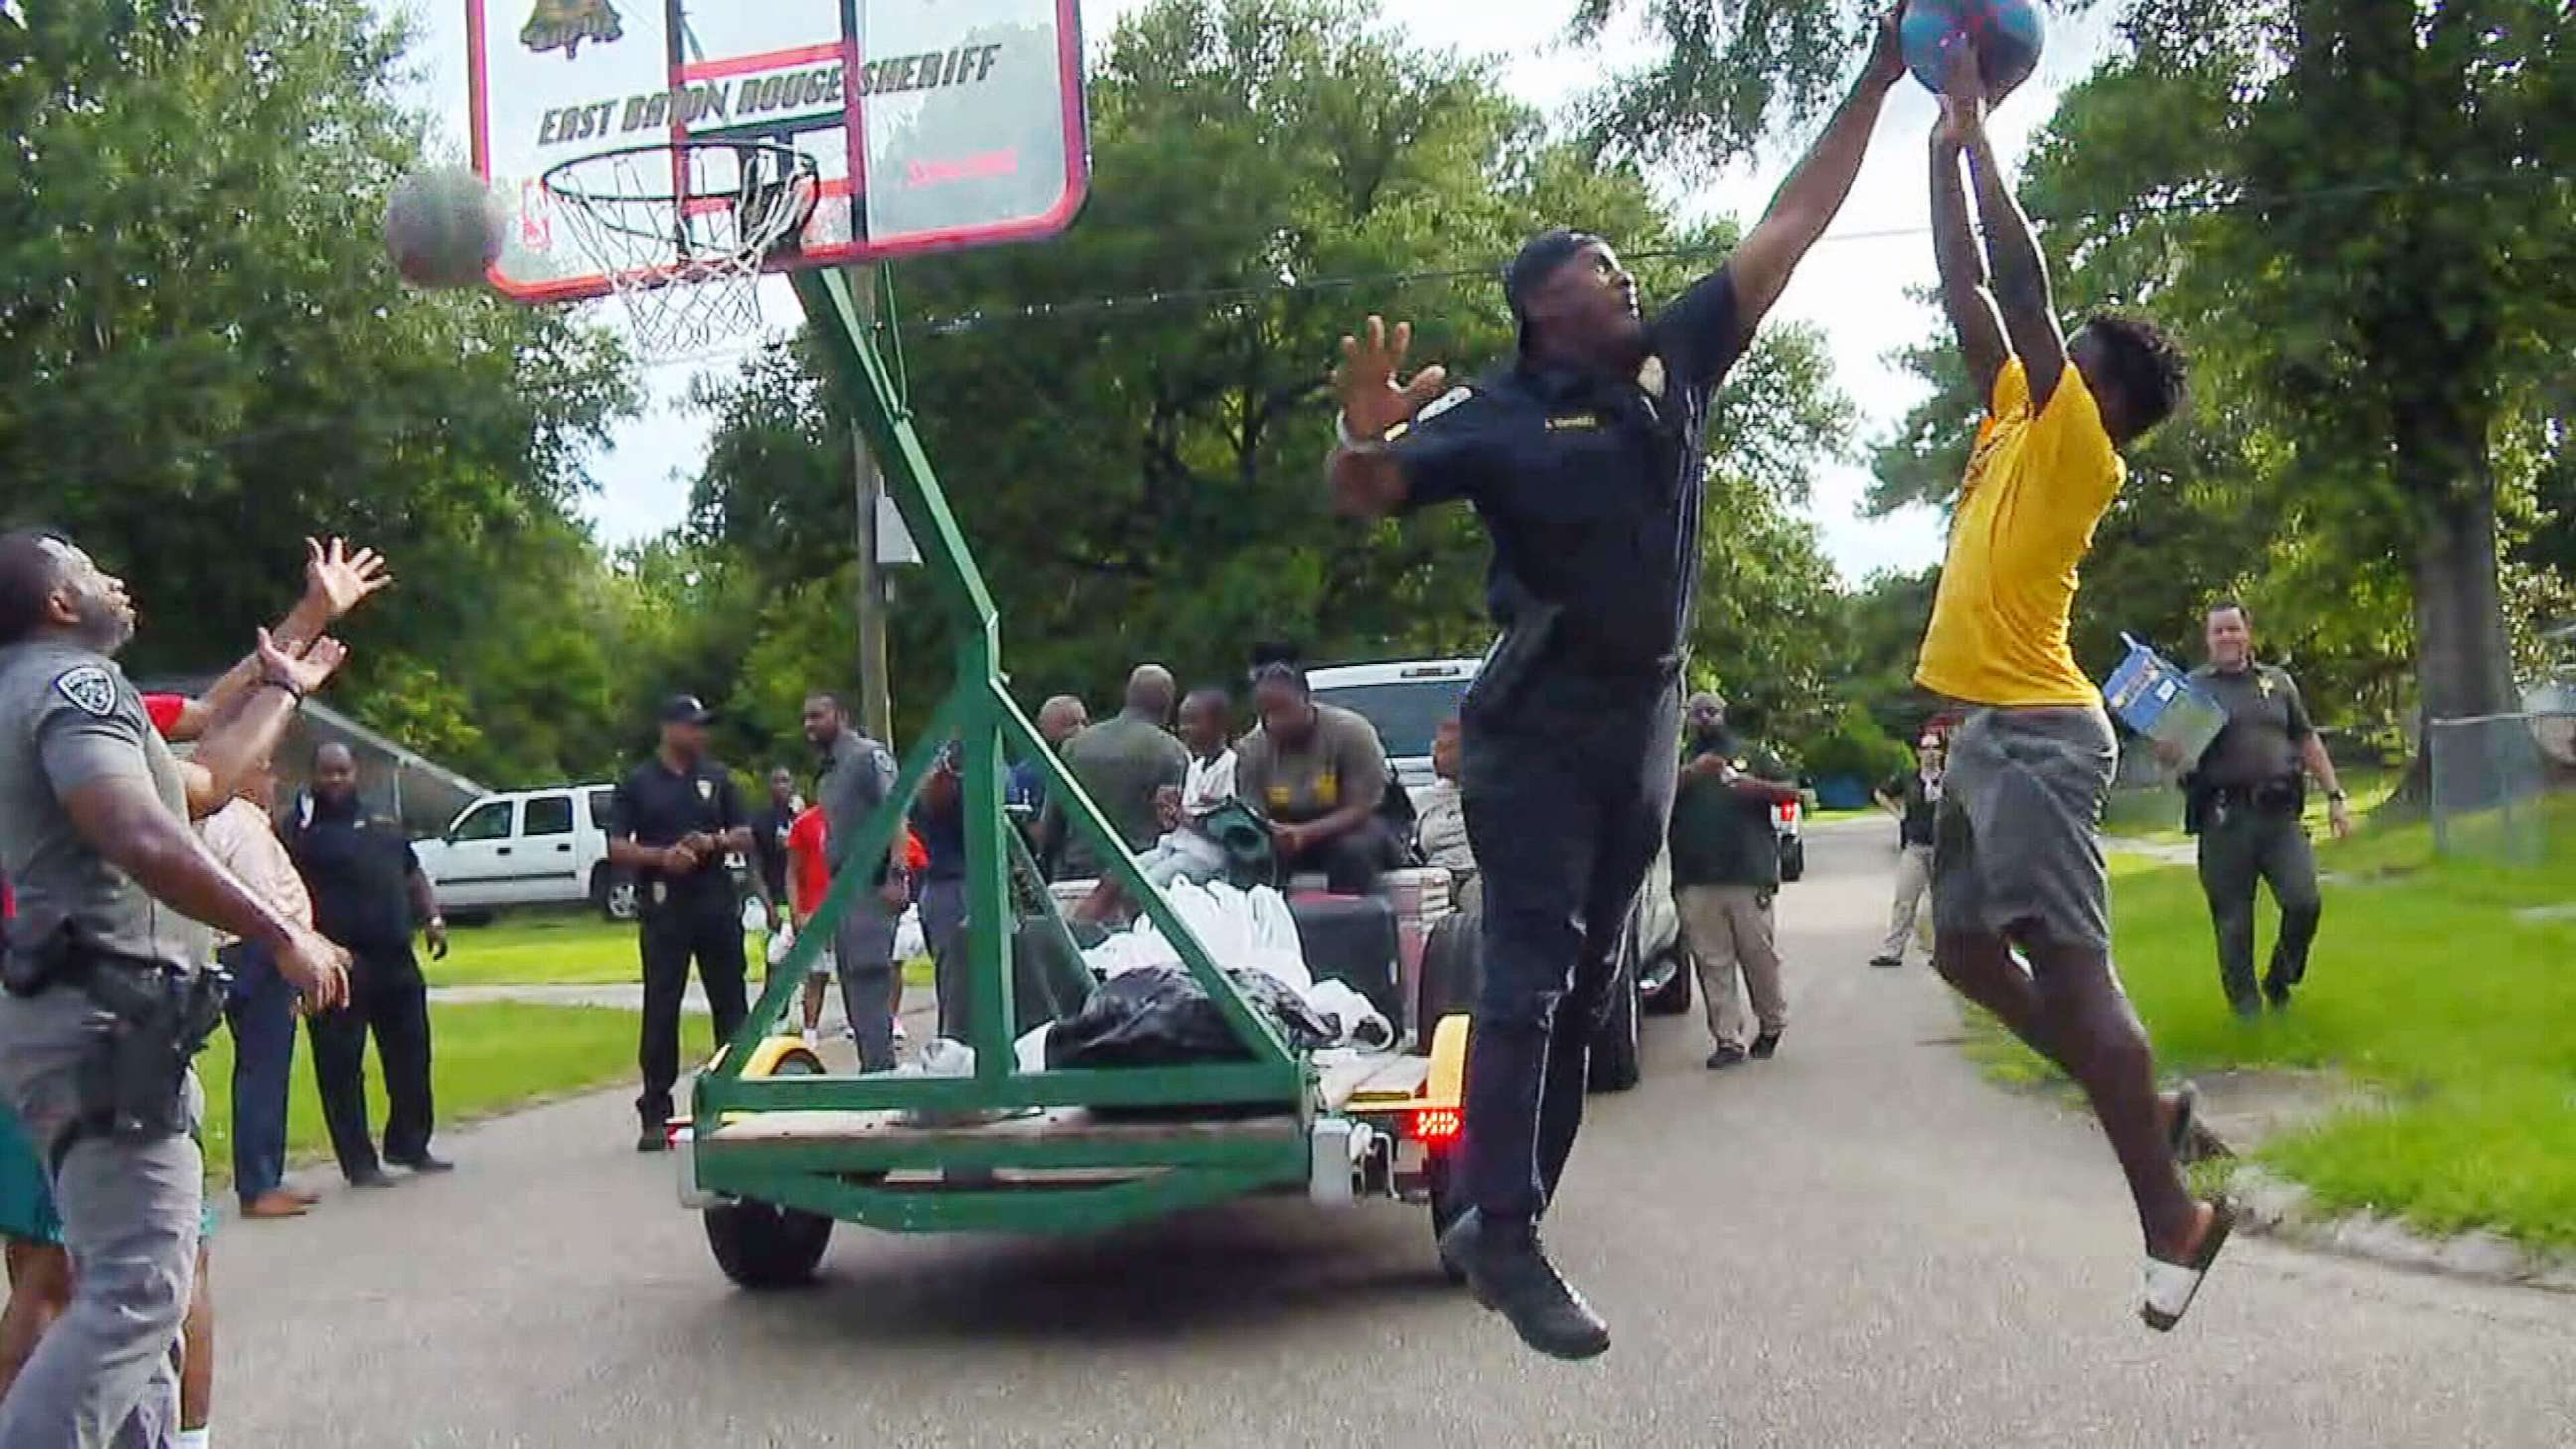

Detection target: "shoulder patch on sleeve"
[1416, 384, 1474, 424]
[53, 666, 117, 718]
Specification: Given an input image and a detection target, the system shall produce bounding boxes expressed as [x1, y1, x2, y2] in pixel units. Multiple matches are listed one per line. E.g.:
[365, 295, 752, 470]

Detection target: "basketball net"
[542, 140, 819, 356]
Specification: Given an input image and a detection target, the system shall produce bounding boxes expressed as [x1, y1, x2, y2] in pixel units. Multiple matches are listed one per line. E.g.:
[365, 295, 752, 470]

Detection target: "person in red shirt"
[780, 806, 926, 1048]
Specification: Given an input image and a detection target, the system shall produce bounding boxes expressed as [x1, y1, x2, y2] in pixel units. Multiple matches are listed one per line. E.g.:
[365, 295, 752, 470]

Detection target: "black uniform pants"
[1276, 817, 1402, 895]
[1457, 678, 1677, 1225]
[307, 948, 433, 1178]
[2196, 803, 2320, 1011]
[637, 902, 748, 1124]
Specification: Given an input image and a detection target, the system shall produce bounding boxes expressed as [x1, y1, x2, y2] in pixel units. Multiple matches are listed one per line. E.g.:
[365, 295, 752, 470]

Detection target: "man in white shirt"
[199, 758, 320, 1220]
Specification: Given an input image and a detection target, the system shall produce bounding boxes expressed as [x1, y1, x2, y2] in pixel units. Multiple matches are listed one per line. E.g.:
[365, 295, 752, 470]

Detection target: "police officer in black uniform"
[2176, 601, 2351, 1015]
[1323, 16, 1905, 1359]
[610, 695, 766, 1152]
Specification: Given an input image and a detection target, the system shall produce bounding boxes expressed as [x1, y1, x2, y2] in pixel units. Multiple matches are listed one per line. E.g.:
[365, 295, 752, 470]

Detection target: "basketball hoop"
[541, 139, 819, 356]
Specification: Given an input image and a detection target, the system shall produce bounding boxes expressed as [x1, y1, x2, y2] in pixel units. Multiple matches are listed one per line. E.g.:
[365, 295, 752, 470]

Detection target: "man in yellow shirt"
[1912, 48, 2224, 1333]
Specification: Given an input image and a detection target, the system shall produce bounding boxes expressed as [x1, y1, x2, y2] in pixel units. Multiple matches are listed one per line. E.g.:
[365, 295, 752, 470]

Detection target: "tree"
[686, 0, 1857, 748]
[1591, 0, 2575, 773]
[0, 0, 641, 783]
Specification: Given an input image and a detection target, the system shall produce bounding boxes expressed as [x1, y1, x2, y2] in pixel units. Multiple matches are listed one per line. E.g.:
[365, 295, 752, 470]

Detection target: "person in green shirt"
[1666, 692, 1802, 1068]
[1042, 665, 1189, 881]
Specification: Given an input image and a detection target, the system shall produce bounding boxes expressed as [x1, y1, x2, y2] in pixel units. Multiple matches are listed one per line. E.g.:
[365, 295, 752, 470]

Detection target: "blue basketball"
[1901, 0, 2046, 97]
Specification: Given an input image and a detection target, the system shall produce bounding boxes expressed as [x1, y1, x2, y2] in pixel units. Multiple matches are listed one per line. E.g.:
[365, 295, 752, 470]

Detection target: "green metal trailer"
[666, 269, 1467, 1282]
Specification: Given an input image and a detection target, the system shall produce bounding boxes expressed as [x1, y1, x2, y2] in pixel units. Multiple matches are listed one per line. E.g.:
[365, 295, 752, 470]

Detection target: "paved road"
[211, 820, 2576, 1446]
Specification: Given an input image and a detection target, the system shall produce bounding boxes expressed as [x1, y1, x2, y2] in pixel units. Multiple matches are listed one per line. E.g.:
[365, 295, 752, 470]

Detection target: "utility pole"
[849, 262, 894, 749]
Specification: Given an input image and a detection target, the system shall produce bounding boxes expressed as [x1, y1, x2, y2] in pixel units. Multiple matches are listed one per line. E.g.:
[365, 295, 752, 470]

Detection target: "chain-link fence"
[2428, 712, 2576, 866]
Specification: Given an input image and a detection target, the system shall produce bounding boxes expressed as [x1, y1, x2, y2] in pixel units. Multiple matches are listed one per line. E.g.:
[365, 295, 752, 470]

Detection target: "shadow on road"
[675, 1200, 1457, 1347]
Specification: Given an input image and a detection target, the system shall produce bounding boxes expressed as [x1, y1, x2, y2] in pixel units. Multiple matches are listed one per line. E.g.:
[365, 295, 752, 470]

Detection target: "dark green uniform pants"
[2196, 805, 2320, 1012]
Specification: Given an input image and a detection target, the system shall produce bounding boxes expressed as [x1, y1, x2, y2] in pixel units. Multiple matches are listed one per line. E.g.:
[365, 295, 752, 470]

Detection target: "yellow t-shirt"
[1914, 355, 2127, 707]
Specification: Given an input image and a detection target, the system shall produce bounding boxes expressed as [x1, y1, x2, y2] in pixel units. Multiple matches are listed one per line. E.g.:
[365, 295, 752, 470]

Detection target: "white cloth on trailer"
[1073, 880, 1392, 1050]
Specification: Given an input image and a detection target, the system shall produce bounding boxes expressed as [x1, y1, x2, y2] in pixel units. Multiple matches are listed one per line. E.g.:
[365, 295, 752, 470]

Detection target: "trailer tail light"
[1408, 1107, 1463, 1146]
[1775, 802, 1799, 826]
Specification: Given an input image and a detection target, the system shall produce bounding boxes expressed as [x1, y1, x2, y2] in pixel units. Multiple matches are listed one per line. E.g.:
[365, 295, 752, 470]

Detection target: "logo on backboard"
[521, 0, 624, 60]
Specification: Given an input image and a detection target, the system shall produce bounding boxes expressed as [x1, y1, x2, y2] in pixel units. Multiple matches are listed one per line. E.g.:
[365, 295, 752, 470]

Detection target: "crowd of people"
[0, 21, 2361, 1436]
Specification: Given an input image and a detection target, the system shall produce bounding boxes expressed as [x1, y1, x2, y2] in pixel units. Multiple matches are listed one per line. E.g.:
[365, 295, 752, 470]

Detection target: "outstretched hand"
[303, 537, 393, 622]
[257, 629, 348, 696]
[1334, 316, 1450, 442]
[1862, 6, 1905, 91]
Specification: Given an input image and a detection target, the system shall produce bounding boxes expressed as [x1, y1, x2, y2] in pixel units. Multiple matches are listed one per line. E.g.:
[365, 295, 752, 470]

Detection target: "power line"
[890, 168, 2563, 337]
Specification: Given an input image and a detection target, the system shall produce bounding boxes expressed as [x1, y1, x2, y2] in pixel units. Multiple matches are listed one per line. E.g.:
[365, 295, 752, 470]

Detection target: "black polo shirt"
[748, 799, 797, 900]
[609, 756, 748, 918]
[1388, 267, 1747, 692]
[289, 796, 419, 957]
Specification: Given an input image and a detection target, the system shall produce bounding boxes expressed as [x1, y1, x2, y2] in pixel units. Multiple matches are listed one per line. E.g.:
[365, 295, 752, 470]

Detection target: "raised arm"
[1722, 10, 1906, 340]
[1942, 47, 2066, 408]
[181, 632, 347, 818]
[1931, 111, 2010, 402]
[1327, 316, 1453, 520]
[177, 540, 391, 742]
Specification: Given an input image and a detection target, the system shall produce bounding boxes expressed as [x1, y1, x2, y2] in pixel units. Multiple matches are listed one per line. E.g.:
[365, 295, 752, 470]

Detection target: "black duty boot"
[1437, 1209, 1611, 1361]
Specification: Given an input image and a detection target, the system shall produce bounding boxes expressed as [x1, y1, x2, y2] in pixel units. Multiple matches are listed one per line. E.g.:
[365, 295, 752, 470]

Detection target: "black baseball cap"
[1504, 228, 1602, 350]
[659, 694, 715, 726]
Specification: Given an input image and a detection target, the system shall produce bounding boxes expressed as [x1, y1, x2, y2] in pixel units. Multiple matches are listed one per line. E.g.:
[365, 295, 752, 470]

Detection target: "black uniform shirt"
[2190, 663, 2312, 789]
[1388, 268, 1748, 685]
[610, 757, 748, 917]
[748, 799, 797, 901]
[289, 794, 419, 957]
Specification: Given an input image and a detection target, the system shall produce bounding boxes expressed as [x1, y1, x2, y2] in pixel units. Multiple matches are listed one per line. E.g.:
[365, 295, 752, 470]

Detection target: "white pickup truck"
[411, 784, 635, 921]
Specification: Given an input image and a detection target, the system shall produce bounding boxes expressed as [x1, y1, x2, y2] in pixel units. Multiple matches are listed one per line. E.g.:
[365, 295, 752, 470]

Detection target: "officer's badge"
[2257, 675, 2276, 698]
[53, 666, 116, 718]
[696, 778, 714, 802]
[1636, 355, 1666, 400]
[522, 0, 623, 59]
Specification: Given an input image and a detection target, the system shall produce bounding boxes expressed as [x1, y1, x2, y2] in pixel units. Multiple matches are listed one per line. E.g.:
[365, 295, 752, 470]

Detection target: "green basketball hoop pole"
[686, 269, 1307, 1230]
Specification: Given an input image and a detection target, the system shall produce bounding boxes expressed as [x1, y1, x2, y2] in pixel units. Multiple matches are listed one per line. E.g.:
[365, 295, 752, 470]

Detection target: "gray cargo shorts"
[1932, 705, 2118, 953]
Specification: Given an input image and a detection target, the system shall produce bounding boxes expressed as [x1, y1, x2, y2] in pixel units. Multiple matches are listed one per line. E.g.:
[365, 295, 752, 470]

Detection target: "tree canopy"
[685, 0, 1859, 751]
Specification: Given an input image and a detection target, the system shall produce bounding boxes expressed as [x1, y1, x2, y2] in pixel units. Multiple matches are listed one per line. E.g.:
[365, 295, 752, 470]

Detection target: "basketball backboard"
[468, 0, 1087, 304]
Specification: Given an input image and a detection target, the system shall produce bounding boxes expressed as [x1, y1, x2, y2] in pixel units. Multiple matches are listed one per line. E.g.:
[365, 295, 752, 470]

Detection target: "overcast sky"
[395, 0, 2115, 584]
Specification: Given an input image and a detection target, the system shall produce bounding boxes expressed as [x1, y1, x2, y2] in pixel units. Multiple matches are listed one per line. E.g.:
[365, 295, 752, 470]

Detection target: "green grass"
[2104, 764, 2400, 847]
[437, 912, 933, 988]
[434, 912, 642, 987]
[197, 1001, 714, 1191]
[1969, 792, 2576, 1247]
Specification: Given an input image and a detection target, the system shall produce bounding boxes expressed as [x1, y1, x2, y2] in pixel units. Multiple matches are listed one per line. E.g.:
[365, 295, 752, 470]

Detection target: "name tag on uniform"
[1545, 413, 1601, 431]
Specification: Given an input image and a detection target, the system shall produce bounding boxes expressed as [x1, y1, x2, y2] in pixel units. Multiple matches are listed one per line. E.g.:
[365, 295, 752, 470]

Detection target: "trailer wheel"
[1425, 1152, 1467, 1284]
[1414, 912, 1483, 1055]
[704, 1198, 833, 1290]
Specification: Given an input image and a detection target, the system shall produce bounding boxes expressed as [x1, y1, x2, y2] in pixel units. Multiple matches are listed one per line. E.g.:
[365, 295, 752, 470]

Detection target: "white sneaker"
[892, 1021, 911, 1046]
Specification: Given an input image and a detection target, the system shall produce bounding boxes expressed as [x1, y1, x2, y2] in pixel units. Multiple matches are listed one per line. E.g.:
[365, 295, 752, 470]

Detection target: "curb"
[2210, 1157, 2576, 1295]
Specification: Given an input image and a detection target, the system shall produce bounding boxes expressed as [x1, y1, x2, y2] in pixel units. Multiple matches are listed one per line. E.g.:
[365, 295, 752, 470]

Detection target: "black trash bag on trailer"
[1044, 965, 1334, 1070]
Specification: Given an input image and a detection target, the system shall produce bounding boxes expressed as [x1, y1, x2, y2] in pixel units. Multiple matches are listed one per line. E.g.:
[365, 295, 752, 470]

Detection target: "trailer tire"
[1778, 838, 1805, 883]
[704, 1198, 833, 1290]
[1414, 912, 1483, 1055]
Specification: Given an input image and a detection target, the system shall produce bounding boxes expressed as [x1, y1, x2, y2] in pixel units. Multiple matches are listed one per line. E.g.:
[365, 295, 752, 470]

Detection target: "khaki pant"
[1678, 883, 1785, 1048]
[1882, 843, 1934, 961]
